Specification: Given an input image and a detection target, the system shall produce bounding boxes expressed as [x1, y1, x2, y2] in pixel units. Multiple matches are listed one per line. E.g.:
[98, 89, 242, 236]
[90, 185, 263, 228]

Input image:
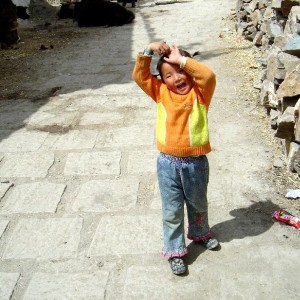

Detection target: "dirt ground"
[0, 5, 299, 222]
[0, 18, 84, 99]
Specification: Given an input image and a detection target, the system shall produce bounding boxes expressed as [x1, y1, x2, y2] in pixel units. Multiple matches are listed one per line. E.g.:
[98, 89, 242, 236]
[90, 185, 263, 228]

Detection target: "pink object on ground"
[272, 208, 300, 230]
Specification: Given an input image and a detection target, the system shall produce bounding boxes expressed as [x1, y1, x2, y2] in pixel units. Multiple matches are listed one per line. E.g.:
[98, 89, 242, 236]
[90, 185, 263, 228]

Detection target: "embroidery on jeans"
[195, 212, 205, 225]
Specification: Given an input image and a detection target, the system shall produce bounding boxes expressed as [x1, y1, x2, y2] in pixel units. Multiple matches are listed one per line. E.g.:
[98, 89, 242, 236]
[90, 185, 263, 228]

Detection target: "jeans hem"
[187, 229, 213, 241]
[161, 247, 188, 258]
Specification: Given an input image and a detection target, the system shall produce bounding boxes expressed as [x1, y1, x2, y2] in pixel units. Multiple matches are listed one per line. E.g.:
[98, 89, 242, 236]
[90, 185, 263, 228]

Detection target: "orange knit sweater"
[132, 54, 216, 157]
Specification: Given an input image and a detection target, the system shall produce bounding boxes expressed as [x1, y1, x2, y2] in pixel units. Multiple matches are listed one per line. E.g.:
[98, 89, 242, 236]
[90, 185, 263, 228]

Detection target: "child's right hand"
[163, 45, 183, 66]
[147, 41, 171, 56]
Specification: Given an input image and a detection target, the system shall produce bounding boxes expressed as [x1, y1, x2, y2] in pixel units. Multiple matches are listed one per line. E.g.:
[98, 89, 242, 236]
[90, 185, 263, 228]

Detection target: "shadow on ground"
[186, 200, 279, 265]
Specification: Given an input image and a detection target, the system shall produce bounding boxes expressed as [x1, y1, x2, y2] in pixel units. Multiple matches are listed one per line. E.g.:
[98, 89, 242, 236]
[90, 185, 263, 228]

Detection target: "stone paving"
[0, 0, 300, 299]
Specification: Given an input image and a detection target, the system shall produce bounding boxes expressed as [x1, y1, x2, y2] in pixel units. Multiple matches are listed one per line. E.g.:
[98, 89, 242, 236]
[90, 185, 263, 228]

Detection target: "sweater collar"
[169, 89, 194, 102]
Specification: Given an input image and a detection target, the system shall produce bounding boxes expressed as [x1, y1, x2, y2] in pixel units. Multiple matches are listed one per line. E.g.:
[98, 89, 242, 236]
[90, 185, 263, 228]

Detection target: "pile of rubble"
[236, 0, 300, 175]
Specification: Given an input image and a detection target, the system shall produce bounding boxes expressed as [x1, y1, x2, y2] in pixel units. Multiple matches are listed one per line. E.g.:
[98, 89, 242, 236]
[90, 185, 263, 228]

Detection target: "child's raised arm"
[132, 41, 170, 101]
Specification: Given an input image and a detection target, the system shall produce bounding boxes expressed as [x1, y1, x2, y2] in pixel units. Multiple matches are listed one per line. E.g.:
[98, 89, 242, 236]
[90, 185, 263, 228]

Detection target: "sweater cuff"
[180, 56, 187, 69]
[143, 48, 154, 56]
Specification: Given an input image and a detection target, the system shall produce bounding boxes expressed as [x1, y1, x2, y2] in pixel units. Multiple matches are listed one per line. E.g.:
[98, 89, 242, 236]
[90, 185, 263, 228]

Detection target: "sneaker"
[168, 257, 187, 275]
[201, 238, 219, 250]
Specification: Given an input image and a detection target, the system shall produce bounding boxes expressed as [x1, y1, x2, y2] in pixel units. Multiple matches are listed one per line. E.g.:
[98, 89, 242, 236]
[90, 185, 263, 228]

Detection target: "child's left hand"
[163, 45, 182, 66]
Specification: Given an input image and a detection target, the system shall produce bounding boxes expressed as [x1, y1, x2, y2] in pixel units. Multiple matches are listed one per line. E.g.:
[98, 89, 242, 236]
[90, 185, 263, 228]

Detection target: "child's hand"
[147, 41, 171, 56]
[163, 45, 182, 65]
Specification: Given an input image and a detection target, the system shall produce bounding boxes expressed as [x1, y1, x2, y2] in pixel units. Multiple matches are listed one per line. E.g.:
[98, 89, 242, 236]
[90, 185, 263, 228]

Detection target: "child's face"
[161, 62, 194, 95]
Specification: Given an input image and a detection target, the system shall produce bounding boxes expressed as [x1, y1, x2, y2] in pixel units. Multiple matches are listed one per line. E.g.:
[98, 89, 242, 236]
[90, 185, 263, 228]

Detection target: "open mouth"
[176, 82, 187, 91]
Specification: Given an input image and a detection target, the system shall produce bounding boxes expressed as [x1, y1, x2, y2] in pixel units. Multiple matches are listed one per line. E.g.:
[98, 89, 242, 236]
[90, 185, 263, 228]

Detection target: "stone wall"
[236, 0, 300, 175]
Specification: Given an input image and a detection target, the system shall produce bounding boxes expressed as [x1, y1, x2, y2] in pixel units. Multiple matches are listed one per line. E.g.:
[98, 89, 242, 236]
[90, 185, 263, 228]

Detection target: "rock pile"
[236, 0, 300, 175]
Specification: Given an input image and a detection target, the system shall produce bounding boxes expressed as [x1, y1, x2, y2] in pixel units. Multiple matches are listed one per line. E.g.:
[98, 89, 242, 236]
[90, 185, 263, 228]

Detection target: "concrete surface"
[0, 0, 299, 299]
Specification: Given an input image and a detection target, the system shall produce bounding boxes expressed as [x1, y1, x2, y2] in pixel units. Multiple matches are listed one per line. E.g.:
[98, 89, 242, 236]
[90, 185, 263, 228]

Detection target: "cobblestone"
[0, 0, 299, 299]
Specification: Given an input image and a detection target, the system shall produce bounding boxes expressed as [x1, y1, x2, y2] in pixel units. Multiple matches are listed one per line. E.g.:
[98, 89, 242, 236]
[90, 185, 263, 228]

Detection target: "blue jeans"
[157, 153, 213, 258]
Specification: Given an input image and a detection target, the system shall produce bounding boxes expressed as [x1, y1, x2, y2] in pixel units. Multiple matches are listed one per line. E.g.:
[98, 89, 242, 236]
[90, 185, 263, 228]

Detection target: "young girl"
[132, 41, 219, 275]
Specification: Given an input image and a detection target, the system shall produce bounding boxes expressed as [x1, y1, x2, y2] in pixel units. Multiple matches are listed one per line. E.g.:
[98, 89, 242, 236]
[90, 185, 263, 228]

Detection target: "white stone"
[23, 271, 109, 300]
[27, 111, 78, 130]
[150, 182, 162, 209]
[79, 112, 123, 126]
[0, 182, 66, 214]
[50, 130, 98, 150]
[127, 150, 157, 174]
[132, 109, 156, 126]
[96, 125, 155, 148]
[0, 129, 48, 152]
[65, 87, 146, 112]
[64, 151, 121, 176]
[66, 95, 110, 112]
[0, 182, 13, 199]
[72, 177, 139, 213]
[0, 273, 20, 300]
[0, 153, 54, 178]
[2, 218, 82, 259]
[88, 215, 162, 256]
[123, 266, 200, 299]
[0, 220, 9, 238]
[107, 94, 153, 109]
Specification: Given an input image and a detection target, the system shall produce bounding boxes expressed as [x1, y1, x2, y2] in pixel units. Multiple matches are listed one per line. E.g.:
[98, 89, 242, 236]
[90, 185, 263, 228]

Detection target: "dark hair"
[156, 48, 192, 82]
